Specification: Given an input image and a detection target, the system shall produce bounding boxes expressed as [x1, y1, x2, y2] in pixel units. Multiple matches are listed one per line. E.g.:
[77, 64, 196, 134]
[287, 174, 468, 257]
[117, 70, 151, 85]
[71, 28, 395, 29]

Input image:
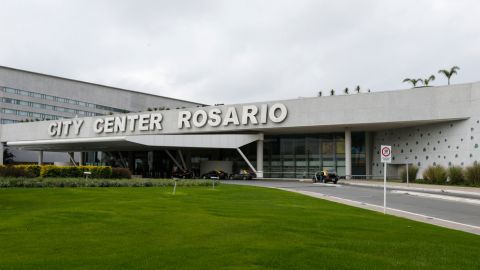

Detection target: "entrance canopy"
[7, 133, 262, 152]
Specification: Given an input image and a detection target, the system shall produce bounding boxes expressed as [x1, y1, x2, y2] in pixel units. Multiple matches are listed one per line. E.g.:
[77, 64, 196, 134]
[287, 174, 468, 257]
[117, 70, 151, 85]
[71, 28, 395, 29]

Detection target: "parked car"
[201, 170, 228, 180]
[312, 170, 339, 184]
[171, 170, 195, 179]
[229, 169, 256, 180]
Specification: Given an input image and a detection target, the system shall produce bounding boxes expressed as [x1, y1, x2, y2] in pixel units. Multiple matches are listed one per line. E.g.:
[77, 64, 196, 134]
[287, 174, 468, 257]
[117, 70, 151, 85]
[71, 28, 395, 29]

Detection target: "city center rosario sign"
[47, 103, 288, 137]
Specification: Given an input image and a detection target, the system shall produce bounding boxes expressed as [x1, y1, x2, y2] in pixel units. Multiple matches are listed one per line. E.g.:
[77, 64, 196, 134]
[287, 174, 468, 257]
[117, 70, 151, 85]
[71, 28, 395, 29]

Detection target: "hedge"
[40, 165, 112, 178]
[0, 178, 219, 188]
[0, 165, 131, 179]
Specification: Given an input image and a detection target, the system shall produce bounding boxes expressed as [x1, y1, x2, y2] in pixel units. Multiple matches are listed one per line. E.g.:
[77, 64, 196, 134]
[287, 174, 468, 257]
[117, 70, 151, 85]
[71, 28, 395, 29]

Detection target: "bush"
[0, 178, 219, 188]
[447, 166, 464, 185]
[40, 165, 112, 178]
[400, 165, 418, 183]
[422, 165, 447, 184]
[464, 163, 480, 186]
[0, 165, 40, 178]
[111, 168, 132, 179]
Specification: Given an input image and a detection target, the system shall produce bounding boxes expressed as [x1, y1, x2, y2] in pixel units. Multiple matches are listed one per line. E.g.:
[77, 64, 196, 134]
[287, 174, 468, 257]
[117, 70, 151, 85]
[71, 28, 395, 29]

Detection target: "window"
[5, 88, 17, 94]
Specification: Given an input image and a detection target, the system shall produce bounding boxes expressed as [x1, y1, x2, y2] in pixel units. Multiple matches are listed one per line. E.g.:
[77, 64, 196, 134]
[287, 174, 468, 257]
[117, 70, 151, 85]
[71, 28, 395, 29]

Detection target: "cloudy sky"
[0, 0, 479, 105]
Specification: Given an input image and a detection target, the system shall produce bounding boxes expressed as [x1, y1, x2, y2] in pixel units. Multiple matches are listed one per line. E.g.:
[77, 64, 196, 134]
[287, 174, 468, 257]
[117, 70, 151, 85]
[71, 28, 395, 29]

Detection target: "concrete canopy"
[6, 134, 262, 152]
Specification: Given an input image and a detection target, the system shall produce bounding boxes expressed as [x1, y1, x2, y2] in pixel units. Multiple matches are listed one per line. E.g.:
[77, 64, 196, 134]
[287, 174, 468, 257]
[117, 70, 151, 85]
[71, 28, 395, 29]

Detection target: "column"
[365, 132, 372, 179]
[256, 133, 264, 178]
[0, 143, 4, 165]
[345, 128, 352, 180]
[38, 151, 44, 165]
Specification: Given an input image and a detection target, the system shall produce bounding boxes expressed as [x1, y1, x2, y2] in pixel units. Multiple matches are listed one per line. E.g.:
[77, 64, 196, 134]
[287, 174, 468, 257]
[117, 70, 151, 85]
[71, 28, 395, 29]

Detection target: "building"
[1, 66, 479, 179]
[0, 66, 202, 163]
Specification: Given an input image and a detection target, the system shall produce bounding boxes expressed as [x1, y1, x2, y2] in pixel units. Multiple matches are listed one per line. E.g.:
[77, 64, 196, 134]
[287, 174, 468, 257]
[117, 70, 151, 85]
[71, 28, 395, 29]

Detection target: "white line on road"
[391, 190, 480, 205]
[278, 188, 480, 235]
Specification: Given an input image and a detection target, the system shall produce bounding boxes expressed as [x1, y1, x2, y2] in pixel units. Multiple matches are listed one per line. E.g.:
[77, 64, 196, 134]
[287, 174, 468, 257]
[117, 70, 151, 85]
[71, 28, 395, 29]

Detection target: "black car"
[229, 170, 256, 180]
[312, 170, 339, 184]
[201, 170, 228, 180]
[171, 170, 195, 179]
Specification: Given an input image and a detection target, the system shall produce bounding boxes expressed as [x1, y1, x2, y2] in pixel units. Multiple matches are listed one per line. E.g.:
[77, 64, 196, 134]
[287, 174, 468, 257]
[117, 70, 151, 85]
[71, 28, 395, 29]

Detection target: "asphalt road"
[223, 180, 480, 229]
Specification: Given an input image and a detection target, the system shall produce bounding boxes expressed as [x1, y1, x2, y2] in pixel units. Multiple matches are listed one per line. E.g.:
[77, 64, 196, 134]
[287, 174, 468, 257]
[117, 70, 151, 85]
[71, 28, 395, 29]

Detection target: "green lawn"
[0, 185, 479, 270]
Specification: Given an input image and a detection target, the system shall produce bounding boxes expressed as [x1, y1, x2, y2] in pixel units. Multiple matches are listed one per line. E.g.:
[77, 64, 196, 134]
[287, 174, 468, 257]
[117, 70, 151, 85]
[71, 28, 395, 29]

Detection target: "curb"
[342, 182, 480, 199]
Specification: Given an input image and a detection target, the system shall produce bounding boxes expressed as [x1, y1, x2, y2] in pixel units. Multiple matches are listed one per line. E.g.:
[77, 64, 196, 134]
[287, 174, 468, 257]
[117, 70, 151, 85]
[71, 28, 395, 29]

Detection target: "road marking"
[391, 190, 480, 205]
[278, 188, 480, 235]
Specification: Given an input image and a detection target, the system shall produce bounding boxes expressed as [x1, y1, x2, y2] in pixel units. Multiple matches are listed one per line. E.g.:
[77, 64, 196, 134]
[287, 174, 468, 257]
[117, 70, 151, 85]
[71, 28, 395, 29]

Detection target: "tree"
[438, 66, 460, 85]
[402, 78, 422, 88]
[330, 89, 335, 96]
[3, 147, 15, 164]
[344, 87, 349, 94]
[355, 85, 361, 93]
[421, 75, 435, 86]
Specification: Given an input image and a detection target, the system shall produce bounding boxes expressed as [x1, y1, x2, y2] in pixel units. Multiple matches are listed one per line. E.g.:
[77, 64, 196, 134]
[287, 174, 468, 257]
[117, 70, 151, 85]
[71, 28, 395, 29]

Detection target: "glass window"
[45, 105, 54, 110]
[45, 95, 54, 101]
[5, 88, 17, 94]
[18, 110, 29, 116]
[32, 92, 42, 98]
[18, 90, 29, 96]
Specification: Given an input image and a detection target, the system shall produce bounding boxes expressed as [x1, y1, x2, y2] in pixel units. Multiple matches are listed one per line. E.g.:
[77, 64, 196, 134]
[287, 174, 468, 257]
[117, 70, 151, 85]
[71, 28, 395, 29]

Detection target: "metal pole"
[406, 162, 409, 187]
[213, 179, 215, 189]
[173, 180, 177, 195]
[383, 162, 387, 214]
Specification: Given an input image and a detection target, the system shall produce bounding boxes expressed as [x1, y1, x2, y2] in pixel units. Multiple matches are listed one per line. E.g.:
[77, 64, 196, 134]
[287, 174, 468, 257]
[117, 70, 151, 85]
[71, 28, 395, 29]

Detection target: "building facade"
[0, 66, 202, 163]
[1, 66, 479, 179]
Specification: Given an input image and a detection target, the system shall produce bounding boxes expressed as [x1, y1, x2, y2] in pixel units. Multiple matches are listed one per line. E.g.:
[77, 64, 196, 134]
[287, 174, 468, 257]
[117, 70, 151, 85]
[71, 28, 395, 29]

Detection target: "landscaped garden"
[0, 183, 479, 270]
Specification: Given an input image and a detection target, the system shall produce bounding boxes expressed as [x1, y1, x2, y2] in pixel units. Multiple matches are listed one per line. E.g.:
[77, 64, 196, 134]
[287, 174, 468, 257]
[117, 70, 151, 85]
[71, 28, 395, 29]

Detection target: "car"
[229, 169, 256, 180]
[171, 170, 195, 179]
[201, 170, 228, 180]
[312, 170, 339, 184]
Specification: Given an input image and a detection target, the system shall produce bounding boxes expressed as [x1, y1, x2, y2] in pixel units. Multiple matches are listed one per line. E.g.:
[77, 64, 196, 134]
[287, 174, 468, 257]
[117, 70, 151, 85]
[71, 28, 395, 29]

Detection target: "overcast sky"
[0, 0, 479, 105]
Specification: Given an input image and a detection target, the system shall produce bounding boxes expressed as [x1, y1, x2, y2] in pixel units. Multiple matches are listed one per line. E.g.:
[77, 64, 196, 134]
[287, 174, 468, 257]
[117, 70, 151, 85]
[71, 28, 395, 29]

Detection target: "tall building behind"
[0, 66, 203, 162]
[0, 66, 202, 124]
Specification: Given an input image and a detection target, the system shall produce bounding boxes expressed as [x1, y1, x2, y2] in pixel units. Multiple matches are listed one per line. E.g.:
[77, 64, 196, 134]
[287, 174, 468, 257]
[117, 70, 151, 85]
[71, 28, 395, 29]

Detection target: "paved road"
[223, 180, 480, 232]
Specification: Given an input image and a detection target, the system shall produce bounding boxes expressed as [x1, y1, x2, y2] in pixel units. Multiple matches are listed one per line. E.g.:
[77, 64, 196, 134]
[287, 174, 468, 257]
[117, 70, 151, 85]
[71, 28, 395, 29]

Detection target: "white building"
[1, 67, 479, 179]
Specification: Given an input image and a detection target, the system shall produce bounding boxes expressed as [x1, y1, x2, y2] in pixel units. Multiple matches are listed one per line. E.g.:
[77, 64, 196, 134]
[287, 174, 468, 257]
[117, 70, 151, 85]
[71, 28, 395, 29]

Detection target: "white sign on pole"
[380, 145, 392, 163]
[380, 145, 392, 214]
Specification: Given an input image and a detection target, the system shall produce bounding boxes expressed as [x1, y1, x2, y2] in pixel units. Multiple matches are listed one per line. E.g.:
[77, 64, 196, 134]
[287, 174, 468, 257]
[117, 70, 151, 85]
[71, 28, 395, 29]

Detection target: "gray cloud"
[1, 0, 479, 105]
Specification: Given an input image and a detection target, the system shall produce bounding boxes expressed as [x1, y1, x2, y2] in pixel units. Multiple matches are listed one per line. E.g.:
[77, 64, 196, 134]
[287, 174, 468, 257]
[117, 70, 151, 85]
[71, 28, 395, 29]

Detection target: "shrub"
[400, 165, 418, 183]
[464, 163, 480, 186]
[0, 165, 39, 178]
[111, 168, 132, 179]
[422, 165, 447, 184]
[40, 165, 112, 178]
[447, 166, 464, 185]
[0, 178, 219, 188]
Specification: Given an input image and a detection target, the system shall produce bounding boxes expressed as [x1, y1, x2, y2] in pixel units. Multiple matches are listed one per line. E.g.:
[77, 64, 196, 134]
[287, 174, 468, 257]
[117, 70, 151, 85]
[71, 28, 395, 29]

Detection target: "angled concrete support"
[165, 150, 184, 171]
[236, 148, 257, 174]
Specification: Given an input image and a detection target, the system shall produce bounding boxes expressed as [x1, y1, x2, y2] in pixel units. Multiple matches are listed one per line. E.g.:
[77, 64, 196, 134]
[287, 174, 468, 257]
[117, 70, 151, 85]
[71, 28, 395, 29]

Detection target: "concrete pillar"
[38, 151, 43, 165]
[345, 128, 352, 180]
[256, 133, 264, 178]
[0, 143, 4, 165]
[365, 132, 372, 179]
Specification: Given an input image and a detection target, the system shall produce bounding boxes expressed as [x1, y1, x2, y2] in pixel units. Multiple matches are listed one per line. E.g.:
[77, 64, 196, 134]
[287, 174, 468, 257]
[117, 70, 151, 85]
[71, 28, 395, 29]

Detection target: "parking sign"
[380, 145, 392, 163]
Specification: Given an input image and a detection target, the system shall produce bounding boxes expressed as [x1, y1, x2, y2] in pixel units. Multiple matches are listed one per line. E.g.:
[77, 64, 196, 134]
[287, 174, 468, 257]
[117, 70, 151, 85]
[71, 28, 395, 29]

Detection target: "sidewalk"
[341, 180, 480, 198]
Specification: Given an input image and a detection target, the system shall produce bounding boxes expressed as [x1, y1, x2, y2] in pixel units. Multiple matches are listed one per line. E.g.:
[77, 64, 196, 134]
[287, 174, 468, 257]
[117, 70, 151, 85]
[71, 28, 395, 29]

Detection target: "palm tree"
[421, 75, 435, 86]
[355, 85, 361, 93]
[438, 66, 460, 85]
[330, 89, 335, 96]
[344, 87, 349, 94]
[402, 78, 422, 88]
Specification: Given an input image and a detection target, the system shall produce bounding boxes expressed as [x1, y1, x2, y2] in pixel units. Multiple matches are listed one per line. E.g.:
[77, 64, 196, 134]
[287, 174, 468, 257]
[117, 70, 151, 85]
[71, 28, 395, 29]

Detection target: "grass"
[0, 184, 479, 270]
